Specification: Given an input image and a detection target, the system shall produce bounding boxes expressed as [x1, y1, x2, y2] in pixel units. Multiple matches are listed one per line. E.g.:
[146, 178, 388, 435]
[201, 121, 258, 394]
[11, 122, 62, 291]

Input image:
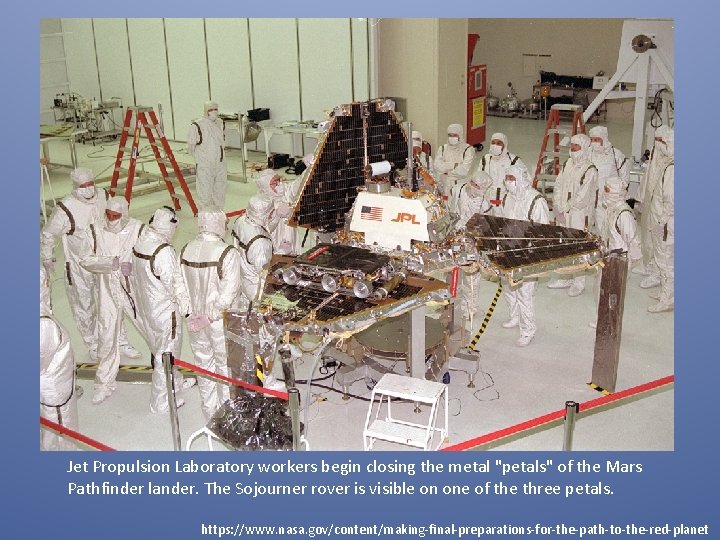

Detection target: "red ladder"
[532, 104, 586, 199]
[110, 105, 198, 216]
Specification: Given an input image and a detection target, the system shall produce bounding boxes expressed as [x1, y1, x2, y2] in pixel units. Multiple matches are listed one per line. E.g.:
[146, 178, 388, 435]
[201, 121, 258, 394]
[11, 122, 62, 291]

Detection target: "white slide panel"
[205, 18, 254, 149]
[249, 18, 301, 155]
[298, 18, 353, 124]
[351, 18, 370, 102]
[165, 18, 210, 143]
[93, 19, 134, 107]
[62, 18, 101, 100]
[127, 18, 174, 138]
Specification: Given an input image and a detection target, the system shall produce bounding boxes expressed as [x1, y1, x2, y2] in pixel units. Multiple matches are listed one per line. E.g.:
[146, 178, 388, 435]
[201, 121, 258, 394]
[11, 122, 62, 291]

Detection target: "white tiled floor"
[40, 114, 673, 452]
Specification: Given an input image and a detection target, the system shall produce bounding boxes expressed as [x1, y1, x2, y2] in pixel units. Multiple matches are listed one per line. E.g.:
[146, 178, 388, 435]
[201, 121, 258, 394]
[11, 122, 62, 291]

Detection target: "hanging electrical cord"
[650, 88, 670, 128]
[308, 382, 373, 402]
[86, 145, 117, 159]
[296, 339, 326, 354]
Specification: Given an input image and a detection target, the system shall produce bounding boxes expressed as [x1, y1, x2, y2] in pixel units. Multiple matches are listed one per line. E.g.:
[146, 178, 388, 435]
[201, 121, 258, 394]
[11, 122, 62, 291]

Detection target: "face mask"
[76, 186, 97, 201]
[505, 180, 517, 194]
[655, 141, 668, 155]
[570, 150, 584, 161]
[106, 219, 123, 233]
[273, 183, 286, 196]
[448, 136, 459, 146]
[490, 144, 503, 156]
[591, 141, 603, 151]
[208, 111, 218, 121]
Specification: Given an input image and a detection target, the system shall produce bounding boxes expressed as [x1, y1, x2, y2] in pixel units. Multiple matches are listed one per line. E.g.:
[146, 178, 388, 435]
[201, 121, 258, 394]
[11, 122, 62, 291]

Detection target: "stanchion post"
[288, 388, 301, 451]
[563, 400, 579, 451]
[162, 352, 182, 451]
[279, 345, 296, 390]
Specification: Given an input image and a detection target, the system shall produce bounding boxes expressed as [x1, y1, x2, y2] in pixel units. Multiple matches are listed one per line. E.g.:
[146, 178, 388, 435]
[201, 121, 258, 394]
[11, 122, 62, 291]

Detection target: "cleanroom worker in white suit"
[40, 265, 79, 451]
[181, 211, 242, 419]
[187, 101, 227, 211]
[500, 164, 550, 347]
[132, 207, 196, 413]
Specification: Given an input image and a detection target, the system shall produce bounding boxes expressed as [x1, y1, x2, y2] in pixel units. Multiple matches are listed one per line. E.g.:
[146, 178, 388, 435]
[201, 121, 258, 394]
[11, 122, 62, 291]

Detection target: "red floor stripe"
[581, 375, 674, 412]
[40, 417, 115, 451]
[442, 374, 674, 452]
[225, 209, 246, 218]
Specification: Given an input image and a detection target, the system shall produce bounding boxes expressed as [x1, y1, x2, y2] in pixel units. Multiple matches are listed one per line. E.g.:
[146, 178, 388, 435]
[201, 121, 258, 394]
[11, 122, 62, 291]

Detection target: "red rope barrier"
[225, 209, 246, 218]
[581, 375, 674, 412]
[442, 374, 674, 452]
[40, 417, 115, 451]
[173, 358, 289, 401]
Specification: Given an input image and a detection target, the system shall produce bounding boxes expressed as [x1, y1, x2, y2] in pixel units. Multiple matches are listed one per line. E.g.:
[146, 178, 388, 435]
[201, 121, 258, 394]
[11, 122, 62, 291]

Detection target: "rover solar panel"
[465, 214, 604, 282]
[289, 99, 408, 232]
[257, 245, 448, 333]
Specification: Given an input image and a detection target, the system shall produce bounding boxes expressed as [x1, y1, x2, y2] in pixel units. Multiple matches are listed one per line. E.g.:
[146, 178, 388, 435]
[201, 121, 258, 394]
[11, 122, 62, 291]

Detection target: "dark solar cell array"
[465, 215, 602, 270]
[293, 100, 409, 232]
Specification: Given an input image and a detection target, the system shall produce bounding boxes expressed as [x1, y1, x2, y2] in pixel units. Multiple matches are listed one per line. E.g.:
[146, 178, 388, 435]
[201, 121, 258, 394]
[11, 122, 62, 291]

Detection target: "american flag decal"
[360, 206, 383, 221]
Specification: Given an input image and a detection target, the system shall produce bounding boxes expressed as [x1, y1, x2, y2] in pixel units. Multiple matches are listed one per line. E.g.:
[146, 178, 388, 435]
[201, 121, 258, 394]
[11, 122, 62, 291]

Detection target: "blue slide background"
[3, 1, 717, 538]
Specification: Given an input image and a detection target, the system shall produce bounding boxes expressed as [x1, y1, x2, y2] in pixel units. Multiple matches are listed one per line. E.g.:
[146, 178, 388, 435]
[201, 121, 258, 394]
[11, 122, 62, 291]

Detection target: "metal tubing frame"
[238, 111, 248, 184]
[406, 121, 414, 186]
[289, 388, 301, 451]
[162, 352, 182, 451]
[410, 304, 426, 379]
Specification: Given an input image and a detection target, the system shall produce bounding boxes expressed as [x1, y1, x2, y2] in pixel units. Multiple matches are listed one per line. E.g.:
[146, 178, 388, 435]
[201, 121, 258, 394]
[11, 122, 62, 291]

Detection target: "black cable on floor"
[280, 369, 373, 402]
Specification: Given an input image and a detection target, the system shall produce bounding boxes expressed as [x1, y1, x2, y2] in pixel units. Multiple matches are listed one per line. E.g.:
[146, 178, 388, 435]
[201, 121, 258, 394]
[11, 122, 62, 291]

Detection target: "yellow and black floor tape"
[75, 362, 194, 382]
[255, 355, 265, 386]
[76, 362, 194, 374]
[587, 382, 612, 395]
[468, 282, 504, 352]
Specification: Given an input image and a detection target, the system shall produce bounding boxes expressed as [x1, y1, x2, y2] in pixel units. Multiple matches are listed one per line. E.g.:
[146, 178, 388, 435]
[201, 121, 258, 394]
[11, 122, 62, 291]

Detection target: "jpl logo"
[391, 212, 421, 224]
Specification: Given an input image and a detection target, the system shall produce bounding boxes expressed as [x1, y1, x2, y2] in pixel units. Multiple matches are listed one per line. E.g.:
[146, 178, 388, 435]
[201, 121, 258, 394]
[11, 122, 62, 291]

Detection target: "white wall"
[205, 18, 253, 148]
[351, 18, 370, 102]
[249, 18, 301, 155]
[377, 19, 467, 152]
[61, 19, 100, 103]
[52, 18, 371, 152]
[93, 19, 134, 105]
[436, 19, 469, 145]
[127, 19, 173, 138]
[377, 19, 439, 148]
[298, 19, 353, 122]
[165, 19, 210, 142]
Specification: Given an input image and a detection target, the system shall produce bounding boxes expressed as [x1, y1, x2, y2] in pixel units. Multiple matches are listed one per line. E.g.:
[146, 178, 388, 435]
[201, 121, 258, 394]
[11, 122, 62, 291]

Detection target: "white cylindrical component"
[370, 160, 391, 177]
[353, 280, 372, 299]
[282, 267, 299, 286]
[321, 274, 338, 293]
